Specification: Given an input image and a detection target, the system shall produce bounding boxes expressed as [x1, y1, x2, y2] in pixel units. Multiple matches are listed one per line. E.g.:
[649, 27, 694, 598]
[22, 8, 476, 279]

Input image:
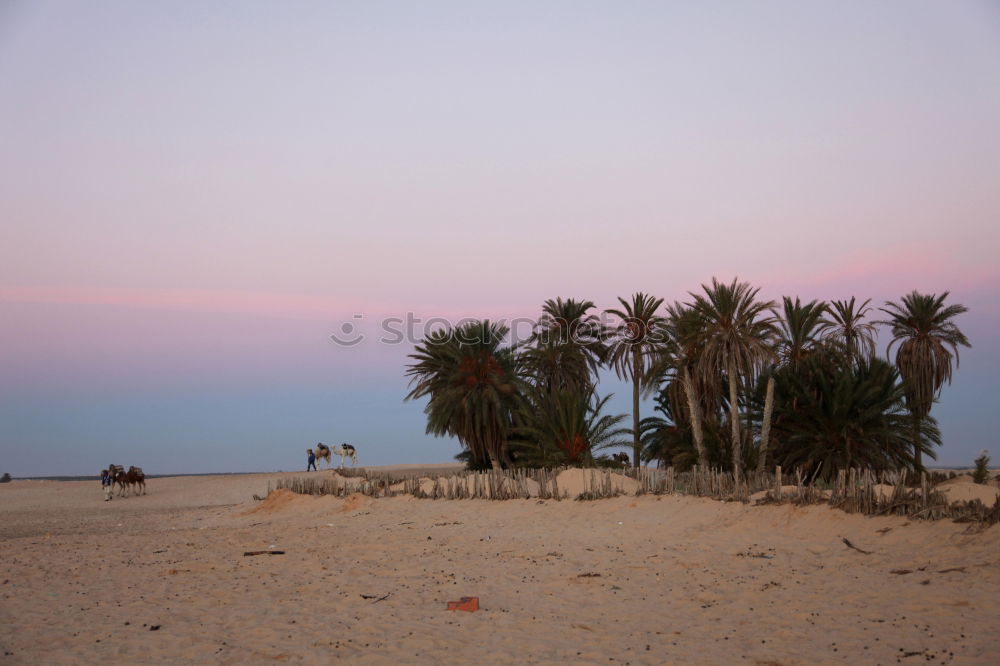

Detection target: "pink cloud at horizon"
[754, 244, 1000, 310]
[0, 285, 371, 321]
[3, 240, 997, 331]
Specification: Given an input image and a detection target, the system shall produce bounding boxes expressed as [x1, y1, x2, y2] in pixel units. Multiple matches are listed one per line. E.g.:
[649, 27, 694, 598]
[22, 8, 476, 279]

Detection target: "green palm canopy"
[513, 389, 630, 467]
[523, 297, 606, 396]
[768, 352, 939, 477]
[819, 297, 879, 365]
[406, 320, 521, 469]
[774, 296, 828, 370]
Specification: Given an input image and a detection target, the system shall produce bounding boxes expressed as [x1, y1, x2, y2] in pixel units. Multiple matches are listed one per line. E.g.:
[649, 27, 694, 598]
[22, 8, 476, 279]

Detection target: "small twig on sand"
[889, 569, 912, 575]
[841, 538, 872, 554]
[360, 593, 391, 602]
[938, 567, 966, 574]
[243, 550, 286, 556]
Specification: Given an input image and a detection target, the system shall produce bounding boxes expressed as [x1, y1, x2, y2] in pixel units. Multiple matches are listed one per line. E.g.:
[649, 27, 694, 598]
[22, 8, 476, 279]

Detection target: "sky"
[1, 1, 998, 476]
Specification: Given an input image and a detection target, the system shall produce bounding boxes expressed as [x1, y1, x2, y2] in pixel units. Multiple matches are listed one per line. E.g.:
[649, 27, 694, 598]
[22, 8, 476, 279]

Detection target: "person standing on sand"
[306, 448, 317, 471]
[100, 469, 113, 501]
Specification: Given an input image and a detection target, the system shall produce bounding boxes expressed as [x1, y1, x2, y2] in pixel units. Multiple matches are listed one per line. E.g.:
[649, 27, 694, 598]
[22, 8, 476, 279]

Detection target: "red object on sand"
[446, 596, 479, 612]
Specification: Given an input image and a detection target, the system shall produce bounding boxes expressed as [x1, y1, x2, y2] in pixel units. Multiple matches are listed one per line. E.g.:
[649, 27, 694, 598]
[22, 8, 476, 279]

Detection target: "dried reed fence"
[266, 465, 999, 526]
[744, 466, 1000, 526]
[269, 467, 567, 501]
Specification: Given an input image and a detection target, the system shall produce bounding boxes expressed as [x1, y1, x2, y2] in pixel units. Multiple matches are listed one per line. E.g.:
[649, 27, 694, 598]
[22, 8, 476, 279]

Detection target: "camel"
[333, 443, 357, 468]
[108, 464, 128, 496]
[315, 442, 357, 468]
[126, 466, 146, 495]
[314, 443, 332, 469]
[107, 464, 145, 497]
[611, 452, 630, 468]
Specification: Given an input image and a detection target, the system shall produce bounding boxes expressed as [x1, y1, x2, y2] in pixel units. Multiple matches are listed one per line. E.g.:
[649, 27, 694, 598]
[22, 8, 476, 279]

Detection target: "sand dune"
[939, 482, 1000, 505]
[555, 467, 638, 497]
[1, 471, 998, 664]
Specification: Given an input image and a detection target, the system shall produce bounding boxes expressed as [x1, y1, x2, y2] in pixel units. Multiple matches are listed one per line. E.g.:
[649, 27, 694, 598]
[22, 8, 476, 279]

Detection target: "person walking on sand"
[306, 448, 317, 471]
[100, 468, 113, 501]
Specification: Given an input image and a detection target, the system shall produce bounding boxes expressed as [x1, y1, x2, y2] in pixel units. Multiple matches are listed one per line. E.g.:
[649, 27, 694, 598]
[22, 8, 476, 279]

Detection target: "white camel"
[332, 443, 357, 468]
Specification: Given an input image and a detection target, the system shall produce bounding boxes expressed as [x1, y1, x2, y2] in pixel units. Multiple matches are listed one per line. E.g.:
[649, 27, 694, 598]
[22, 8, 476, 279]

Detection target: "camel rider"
[101, 469, 113, 501]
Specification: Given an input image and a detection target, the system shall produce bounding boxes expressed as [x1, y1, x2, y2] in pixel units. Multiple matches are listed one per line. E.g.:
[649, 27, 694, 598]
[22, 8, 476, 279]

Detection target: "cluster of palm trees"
[405, 279, 970, 478]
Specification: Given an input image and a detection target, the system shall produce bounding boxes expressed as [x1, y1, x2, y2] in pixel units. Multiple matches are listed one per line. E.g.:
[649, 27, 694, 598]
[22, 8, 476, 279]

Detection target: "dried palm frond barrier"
[753, 466, 1000, 526]
[265, 465, 999, 526]
[576, 468, 626, 501]
[267, 474, 397, 499]
[633, 465, 998, 525]
[634, 465, 773, 502]
[269, 467, 568, 501]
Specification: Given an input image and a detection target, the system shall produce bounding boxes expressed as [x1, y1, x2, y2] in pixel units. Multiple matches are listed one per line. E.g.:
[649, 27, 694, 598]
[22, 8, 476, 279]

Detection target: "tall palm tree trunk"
[728, 358, 742, 479]
[486, 420, 508, 470]
[912, 412, 923, 472]
[632, 353, 641, 469]
[756, 375, 774, 474]
[682, 366, 707, 467]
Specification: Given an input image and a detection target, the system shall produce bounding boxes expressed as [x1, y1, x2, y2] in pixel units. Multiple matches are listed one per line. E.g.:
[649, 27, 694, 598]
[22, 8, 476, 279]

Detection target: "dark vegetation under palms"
[405, 281, 970, 475]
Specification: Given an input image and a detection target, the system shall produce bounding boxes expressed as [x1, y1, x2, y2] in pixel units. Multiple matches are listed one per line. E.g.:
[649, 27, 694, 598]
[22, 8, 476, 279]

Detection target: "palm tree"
[757, 297, 827, 472]
[774, 297, 828, 369]
[663, 303, 712, 467]
[819, 297, 878, 365]
[756, 365, 777, 474]
[768, 351, 939, 478]
[520, 343, 593, 398]
[879, 291, 971, 470]
[512, 389, 630, 467]
[638, 391, 685, 469]
[639, 387, 726, 470]
[535, 297, 606, 362]
[605, 293, 667, 468]
[523, 298, 606, 395]
[689, 278, 777, 478]
[405, 321, 522, 469]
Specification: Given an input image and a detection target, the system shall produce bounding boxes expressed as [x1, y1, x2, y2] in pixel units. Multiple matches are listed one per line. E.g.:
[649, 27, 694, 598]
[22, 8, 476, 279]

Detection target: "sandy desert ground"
[1, 467, 998, 665]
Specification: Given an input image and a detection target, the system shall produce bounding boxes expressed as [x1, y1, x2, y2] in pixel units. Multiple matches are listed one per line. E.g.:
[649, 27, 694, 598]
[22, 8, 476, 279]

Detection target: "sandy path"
[1, 473, 998, 664]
